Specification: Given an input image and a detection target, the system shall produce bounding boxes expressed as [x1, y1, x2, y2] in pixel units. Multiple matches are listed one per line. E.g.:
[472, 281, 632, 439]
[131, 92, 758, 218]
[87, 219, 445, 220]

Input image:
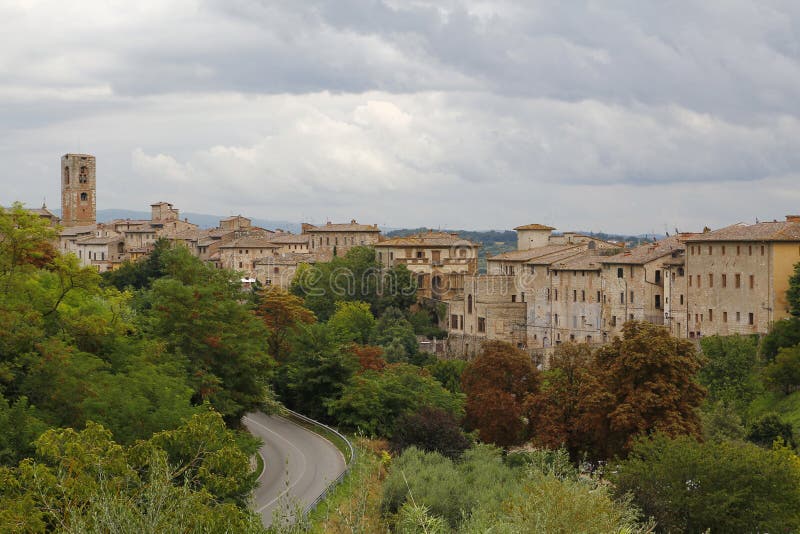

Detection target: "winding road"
[243, 412, 346, 528]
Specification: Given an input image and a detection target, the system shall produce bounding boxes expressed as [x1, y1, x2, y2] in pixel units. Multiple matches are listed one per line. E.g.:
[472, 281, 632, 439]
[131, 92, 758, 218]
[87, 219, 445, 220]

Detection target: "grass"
[254, 449, 265, 479]
[749, 390, 800, 431]
[306, 438, 389, 534]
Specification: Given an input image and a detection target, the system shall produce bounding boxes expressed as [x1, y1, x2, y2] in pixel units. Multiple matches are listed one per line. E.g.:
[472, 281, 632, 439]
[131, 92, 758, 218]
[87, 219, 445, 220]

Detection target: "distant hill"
[52, 208, 302, 233]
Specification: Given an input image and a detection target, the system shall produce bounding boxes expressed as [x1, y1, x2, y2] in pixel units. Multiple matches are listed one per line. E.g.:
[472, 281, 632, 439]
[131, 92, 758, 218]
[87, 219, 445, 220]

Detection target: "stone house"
[374, 231, 480, 301]
[303, 220, 381, 260]
[218, 236, 281, 275]
[254, 253, 315, 290]
[684, 217, 800, 338]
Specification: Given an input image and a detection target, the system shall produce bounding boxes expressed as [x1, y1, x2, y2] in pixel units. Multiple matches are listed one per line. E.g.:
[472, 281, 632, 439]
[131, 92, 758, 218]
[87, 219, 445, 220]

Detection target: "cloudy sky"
[2, 0, 799, 233]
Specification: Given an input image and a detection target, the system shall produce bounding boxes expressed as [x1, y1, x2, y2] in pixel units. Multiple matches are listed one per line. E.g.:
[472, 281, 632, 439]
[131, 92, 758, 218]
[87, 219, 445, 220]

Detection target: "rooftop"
[602, 234, 692, 265]
[375, 231, 480, 248]
[513, 223, 556, 231]
[551, 251, 605, 271]
[489, 244, 582, 263]
[304, 220, 380, 233]
[267, 233, 310, 244]
[220, 236, 282, 249]
[685, 220, 800, 243]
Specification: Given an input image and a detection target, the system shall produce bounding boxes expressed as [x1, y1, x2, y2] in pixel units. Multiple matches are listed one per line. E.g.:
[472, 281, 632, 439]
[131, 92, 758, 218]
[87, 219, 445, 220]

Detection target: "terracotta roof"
[514, 223, 555, 231]
[219, 236, 282, 249]
[374, 231, 480, 248]
[220, 215, 250, 222]
[77, 234, 123, 246]
[59, 224, 98, 237]
[602, 234, 688, 265]
[268, 233, 310, 244]
[551, 252, 605, 271]
[685, 221, 800, 242]
[489, 244, 582, 263]
[305, 221, 380, 233]
[26, 206, 59, 218]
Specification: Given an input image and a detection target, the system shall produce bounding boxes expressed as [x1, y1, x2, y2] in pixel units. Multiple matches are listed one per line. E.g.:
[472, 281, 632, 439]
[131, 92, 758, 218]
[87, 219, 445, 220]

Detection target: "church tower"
[61, 154, 96, 227]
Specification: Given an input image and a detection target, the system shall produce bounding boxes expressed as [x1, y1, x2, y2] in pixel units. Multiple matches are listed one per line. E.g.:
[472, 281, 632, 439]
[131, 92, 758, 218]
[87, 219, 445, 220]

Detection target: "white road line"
[243, 415, 309, 513]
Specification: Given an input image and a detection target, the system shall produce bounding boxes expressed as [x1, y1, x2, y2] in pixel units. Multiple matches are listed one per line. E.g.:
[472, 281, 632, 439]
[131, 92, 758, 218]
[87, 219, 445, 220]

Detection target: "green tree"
[328, 301, 376, 345]
[763, 343, 800, 395]
[329, 363, 464, 436]
[746, 412, 796, 449]
[788, 261, 800, 317]
[0, 394, 47, 465]
[698, 335, 760, 409]
[372, 307, 419, 364]
[426, 359, 467, 394]
[143, 247, 274, 423]
[280, 322, 358, 421]
[612, 433, 800, 533]
[760, 317, 800, 361]
[101, 238, 173, 291]
[700, 401, 746, 442]
[254, 288, 315, 361]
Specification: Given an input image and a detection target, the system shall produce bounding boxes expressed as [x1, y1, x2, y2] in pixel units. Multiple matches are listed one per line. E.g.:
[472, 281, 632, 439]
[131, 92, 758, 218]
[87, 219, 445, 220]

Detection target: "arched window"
[80, 192, 88, 201]
[64, 167, 70, 184]
[79, 166, 88, 183]
[467, 294, 473, 314]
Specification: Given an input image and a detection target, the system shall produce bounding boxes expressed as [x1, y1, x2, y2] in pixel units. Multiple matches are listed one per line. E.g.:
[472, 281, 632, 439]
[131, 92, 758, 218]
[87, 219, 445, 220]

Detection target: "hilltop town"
[41, 153, 800, 361]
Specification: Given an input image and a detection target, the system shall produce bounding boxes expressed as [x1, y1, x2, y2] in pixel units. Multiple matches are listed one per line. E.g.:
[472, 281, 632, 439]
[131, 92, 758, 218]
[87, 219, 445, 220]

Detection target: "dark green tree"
[746, 412, 796, 449]
[763, 343, 800, 395]
[698, 335, 760, 409]
[788, 261, 800, 317]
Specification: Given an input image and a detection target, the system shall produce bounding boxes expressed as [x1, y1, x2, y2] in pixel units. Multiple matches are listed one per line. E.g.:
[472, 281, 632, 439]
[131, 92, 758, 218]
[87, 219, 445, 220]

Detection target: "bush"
[390, 406, 471, 459]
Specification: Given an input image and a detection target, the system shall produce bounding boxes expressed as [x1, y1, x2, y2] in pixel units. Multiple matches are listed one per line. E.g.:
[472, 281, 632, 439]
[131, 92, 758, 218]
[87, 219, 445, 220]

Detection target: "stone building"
[61, 154, 96, 228]
[267, 233, 311, 255]
[374, 231, 480, 301]
[74, 231, 125, 272]
[684, 218, 800, 338]
[218, 236, 281, 274]
[254, 252, 315, 290]
[303, 220, 381, 260]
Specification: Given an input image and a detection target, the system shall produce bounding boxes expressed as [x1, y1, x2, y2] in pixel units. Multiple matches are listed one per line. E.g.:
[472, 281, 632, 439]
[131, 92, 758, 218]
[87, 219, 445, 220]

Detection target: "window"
[708, 274, 714, 287]
[722, 246, 726, 255]
[478, 317, 486, 333]
[620, 292, 625, 304]
[708, 246, 712, 255]
[736, 311, 741, 322]
[582, 290, 586, 302]
[630, 290, 634, 303]
[708, 309, 713, 321]
[467, 295, 473, 314]
[554, 289, 558, 301]
[617, 267, 623, 278]
[689, 275, 693, 287]
[630, 313, 634, 321]
[761, 245, 765, 256]
[655, 294, 661, 309]
[655, 270, 661, 283]
[680, 294, 684, 305]
[696, 274, 701, 288]
[748, 245, 752, 256]
[722, 274, 727, 287]
[570, 334, 575, 341]
[611, 315, 617, 327]
[511, 294, 516, 303]
[749, 275, 754, 289]
[416, 251, 424, 258]
[749, 312, 754, 325]
[546, 288, 550, 301]
[80, 192, 88, 201]
[521, 292, 525, 302]
[274, 267, 279, 274]
[451, 314, 458, 329]
[735, 274, 741, 288]
[573, 290, 577, 302]
[79, 166, 88, 183]
[554, 314, 559, 325]
[64, 167, 70, 184]
[737, 245, 741, 255]
[691, 246, 695, 255]
[596, 291, 601, 302]
[723, 311, 728, 323]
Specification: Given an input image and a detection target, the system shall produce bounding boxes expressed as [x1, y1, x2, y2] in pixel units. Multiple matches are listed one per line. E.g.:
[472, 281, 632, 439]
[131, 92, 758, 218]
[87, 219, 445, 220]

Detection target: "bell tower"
[61, 154, 96, 227]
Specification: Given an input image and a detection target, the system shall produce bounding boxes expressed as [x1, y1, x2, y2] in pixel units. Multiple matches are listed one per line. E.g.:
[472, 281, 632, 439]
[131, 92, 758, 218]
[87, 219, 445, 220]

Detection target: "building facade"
[61, 154, 96, 227]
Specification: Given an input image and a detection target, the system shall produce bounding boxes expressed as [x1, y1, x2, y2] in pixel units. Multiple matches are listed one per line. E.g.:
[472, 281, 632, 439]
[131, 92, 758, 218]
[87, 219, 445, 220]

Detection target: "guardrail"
[282, 408, 356, 517]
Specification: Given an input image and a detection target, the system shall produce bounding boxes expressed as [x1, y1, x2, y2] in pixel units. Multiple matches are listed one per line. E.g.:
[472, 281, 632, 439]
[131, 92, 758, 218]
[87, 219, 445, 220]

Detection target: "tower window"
[64, 167, 70, 184]
[80, 192, 88, 201]
[79, 166, 88, 183]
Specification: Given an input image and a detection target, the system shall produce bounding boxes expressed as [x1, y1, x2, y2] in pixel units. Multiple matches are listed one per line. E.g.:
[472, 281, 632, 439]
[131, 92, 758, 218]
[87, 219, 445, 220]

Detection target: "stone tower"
[61, 153, 96, 227]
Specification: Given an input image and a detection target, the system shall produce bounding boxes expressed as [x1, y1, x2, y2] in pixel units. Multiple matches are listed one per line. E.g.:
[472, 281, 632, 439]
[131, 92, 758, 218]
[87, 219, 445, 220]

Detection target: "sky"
[2, 0, 799, 233]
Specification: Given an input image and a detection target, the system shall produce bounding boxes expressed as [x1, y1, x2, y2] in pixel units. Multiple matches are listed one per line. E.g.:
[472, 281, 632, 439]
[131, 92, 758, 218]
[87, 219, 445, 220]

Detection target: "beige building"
[267, 233, 311, 255]
[684, 218, 800, 338]
[218, 236, 281, 274]
[374, 231, 480, 301]
[254, 252, 315, 290]
[303, 220, 381, 260]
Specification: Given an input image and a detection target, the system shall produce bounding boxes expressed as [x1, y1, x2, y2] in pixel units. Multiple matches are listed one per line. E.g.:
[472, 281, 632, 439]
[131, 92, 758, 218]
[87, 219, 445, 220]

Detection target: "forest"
[2, 202, 800, 533]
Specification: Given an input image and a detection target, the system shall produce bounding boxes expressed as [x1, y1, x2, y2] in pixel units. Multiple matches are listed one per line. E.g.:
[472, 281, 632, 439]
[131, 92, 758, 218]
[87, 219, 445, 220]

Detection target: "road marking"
[243, 415, 309, 513]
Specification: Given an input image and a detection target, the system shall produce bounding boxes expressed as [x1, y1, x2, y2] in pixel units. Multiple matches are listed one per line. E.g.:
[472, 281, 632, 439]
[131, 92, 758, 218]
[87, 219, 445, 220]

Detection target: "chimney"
[351, 219, 357, 224]
[786, 215, 800, 222]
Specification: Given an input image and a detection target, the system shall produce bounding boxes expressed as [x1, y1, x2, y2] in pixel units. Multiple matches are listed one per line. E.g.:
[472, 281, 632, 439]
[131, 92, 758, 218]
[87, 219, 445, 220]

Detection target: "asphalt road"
[243, 412, 346, 528]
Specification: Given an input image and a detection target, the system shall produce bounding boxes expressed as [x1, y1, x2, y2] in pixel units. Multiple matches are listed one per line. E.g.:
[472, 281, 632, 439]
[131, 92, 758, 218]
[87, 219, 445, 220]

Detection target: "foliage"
[382, 445, 517, 530]
[462, 341, 539, 447]
[464, 463, 653, 534]
[101, 238, 172, 291]
[395, 502, 449, 534]
[612, 433, 800, 534]
[788, 261, 800, 317]
[372, 307, 419, 364]
[0, 411, 264, 533]
[588, 322, 706, 458]
[700, 401, 746, 442]
[746, 412, 796, 449]
[142, 246, 275, 423]
[390, 406, 471, 459]
[328, 301, 376, 345]
[763, 343, 800, 395]
[0, 394, 47, 465]
[254, 288, 315, 361]
[329, 364, 464, 437]
[408, 309, 447, 340]
[279, 322, 358, 421]
[698, 334, 760, 409]
[350, 344, 387, 373]
[760, 317, 800, 361]
[425, 359, 467, 394]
